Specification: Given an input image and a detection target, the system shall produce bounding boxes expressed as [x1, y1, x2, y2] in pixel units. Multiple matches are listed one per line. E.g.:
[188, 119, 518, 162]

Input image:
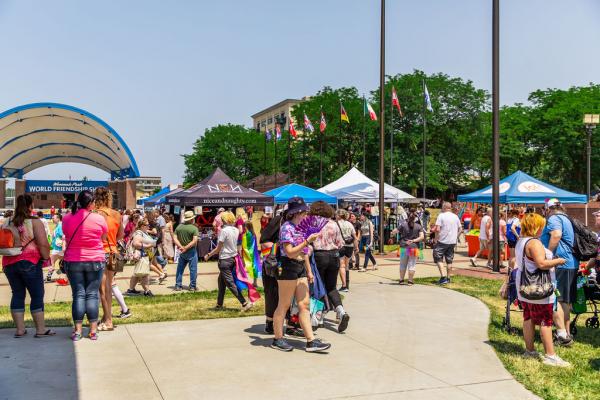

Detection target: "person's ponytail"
[71, 190, 94, 214]
[13, 195, 33, 227]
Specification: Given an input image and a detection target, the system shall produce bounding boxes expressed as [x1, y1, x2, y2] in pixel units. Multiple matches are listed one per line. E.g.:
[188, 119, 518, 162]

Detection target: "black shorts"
[507, 239, 517, 249]
[339, 246, 353, 259]
[277, 257, 307, 280]
[433, 242, 455, 264]
[555, 268, 578, 304]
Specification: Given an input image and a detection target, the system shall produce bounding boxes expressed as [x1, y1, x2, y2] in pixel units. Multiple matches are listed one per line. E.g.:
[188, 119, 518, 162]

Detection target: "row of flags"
[264, 83, 434, 141]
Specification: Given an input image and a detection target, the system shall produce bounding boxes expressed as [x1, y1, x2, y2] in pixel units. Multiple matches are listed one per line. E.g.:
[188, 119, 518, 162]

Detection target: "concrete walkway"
[0, 270, 538, 400]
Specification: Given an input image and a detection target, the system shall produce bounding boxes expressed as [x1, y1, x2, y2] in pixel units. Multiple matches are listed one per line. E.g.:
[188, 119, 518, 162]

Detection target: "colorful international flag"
[289, 119, 298, 138]
[275, 124, 281, 141]
[392, 86, 403, 116]
[424, 83, 433, 112]
[319, 111, 326, 133]
[265, 127, 272, 141]
[303, 113, 314, 133]
[340, 103, 349, 123]
[364, 99, 377, 121]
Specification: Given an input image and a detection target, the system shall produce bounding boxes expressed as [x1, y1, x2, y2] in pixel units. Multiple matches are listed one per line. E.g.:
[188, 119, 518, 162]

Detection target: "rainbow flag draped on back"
[233, 255, 261, 303]
[241, 231, 262, 280]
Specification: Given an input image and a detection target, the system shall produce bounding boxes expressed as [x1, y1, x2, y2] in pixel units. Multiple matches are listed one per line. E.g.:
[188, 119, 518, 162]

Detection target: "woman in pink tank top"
[2, 195, 54, 338]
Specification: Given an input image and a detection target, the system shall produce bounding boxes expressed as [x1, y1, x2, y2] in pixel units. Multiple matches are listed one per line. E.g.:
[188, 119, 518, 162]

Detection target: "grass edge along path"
[0, 289, 265, 329]
[414, 276, 599, 400]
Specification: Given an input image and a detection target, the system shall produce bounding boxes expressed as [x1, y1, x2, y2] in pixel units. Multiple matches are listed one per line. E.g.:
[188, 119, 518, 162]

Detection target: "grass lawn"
[415, 275, 600, 400]
[0, 290, 265, 329]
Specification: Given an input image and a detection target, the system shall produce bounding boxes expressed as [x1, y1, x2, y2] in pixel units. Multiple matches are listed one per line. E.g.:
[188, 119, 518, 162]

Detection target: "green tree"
[182, 124, 265, 186]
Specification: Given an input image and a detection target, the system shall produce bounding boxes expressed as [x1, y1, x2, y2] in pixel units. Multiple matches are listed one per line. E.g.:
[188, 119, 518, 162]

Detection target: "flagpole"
[287, 128, 291, 182]
[274, 137, 278, 187]
[492, 0, 500, 273]
[263, 131, 267, 189]
[422, 79, 427, 201]
[319, 132, 323, 187]
[302, 133, 306, 185]
[390, 94, 394, 186]
[362, 97, 366, 173]
[378, 0, 385, 254]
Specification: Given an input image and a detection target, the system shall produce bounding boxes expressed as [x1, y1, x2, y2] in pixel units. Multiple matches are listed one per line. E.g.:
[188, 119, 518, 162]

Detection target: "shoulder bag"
[335, 220, 355, 245]
[59, 212, 92, 274]
[518, 238, 555, 301]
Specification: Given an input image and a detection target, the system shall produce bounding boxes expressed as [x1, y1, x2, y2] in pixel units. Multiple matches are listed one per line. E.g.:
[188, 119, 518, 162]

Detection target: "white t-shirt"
[218, 225, 238, 259]
[479, 215, 492, 240]
[514, 237, 556, 304]
[435, 211, 461, 245]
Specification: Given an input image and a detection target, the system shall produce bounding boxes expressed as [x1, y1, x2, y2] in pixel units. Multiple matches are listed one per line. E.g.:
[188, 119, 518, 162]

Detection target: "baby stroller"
[501, 267, 523, 334]
[570, 266, 600, 336]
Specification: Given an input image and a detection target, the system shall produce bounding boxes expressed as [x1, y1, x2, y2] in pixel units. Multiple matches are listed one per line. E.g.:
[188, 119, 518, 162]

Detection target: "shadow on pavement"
[0, 327, 78, 400]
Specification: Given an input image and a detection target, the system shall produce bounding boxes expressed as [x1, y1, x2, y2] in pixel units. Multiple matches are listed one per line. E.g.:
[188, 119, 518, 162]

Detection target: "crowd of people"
[0, 190, 593, 365]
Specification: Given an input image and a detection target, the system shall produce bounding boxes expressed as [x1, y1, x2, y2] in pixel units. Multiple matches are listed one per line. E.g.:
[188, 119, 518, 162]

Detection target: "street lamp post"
[584, 113, 599, 225]
[491, 0, 500, 272]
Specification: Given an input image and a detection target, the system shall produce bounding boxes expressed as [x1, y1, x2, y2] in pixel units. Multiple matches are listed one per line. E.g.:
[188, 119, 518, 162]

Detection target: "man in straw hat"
[173, 210, 200, 291]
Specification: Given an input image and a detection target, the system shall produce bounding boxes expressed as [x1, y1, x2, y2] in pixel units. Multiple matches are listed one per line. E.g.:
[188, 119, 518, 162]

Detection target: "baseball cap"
[545, 198, 561, 208]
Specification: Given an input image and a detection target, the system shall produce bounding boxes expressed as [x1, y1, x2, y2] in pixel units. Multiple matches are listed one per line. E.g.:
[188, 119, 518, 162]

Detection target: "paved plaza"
[0, 250, 537, 400]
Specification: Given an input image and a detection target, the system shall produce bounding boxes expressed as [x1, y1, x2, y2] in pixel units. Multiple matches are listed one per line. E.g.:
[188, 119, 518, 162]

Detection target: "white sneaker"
[242, 302, 254, 312]
[522, 350, 541, 359]
[542, 354, 571, 368]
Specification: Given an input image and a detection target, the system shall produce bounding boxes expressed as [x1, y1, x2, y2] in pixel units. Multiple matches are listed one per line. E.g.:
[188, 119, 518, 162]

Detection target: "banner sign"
[25, 180, 108, 193]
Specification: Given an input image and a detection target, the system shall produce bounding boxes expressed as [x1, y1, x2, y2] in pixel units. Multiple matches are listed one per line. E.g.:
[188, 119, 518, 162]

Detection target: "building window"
[267, 117, 273, 124]
[261, 120, 266, 127]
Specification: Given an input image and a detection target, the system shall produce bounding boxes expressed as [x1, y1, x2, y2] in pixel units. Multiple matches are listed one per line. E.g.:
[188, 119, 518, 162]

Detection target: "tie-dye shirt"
[279, 221, 308, 257]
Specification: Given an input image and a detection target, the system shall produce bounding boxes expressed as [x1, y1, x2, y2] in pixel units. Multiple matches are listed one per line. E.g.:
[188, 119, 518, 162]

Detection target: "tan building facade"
[251, 98, 304, 133]
[135, 176, 162, 199]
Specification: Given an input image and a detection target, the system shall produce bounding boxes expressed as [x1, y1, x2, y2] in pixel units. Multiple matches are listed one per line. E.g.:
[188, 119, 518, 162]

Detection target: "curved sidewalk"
[0, 279, 538, 400]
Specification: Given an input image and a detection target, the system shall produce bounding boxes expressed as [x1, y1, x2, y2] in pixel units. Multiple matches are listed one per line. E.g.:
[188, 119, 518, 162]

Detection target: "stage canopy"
[166, 168, 273, 207]
[264, 183, 337, 204]
[457, 170, 587, 204]
[318, 167, 414, 202]
[0, 103, 139, 179]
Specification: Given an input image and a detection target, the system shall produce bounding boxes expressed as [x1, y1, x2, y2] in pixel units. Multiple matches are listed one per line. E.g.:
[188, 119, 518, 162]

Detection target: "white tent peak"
[318, 167, 414, 202]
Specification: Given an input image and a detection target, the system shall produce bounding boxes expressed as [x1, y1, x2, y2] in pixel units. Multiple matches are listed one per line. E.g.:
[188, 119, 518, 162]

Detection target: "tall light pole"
[584, 113, 599, 225]
[491, 0, 501, 272]
[378, 0, 386, 254]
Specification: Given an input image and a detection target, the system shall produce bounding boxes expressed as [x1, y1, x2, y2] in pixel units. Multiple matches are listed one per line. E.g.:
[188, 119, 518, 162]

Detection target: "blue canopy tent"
[264, 183, 337, 204]
[457, 171, 587, 204]
[139, 186, 171, 207]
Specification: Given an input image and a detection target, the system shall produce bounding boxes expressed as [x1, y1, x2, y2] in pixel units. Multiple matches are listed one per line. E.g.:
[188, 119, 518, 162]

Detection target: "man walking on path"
[541, 199, 577, 347]
[173, 211, 200, 291]
[432, 202, 462, 285]
[471, 207, 492, 268]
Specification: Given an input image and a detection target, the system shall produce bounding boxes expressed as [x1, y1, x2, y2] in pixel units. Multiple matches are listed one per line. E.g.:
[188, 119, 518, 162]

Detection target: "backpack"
[0, 219, 34, 256]
[556, 213, 597, 262]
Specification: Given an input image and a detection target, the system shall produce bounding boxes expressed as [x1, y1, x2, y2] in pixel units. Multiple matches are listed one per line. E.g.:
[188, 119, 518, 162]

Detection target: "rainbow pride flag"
[241, 231, 262, 280]
[233, 255, 261, 303]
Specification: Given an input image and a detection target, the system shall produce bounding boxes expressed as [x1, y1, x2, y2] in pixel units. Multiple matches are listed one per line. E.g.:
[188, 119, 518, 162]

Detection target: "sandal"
[71, 331, 83, 341]
[34, 329, 56, 338]
[88, 332, 99, 341]
[97, 323, 114, 331]
[14, 329, 28, 338]
[407, 281, 414, 286]
[398, 280, 405, 285]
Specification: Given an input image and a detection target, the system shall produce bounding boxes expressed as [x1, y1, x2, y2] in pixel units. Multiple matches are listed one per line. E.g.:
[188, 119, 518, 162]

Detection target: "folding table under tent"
[166, 167, 274, 207]
[264, 183, 337, 205]
[318, 167, 415, 203]
[456, 170, 587, 204]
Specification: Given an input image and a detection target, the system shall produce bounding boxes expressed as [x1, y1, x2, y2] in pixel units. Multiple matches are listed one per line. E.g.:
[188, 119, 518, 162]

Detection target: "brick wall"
[0, 180, 5, 208]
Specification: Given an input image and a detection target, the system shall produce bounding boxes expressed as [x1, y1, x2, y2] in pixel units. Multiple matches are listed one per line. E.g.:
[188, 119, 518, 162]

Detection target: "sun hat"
[183, 210, 195, 222]
[286, 196, 309, 216]
[592, 210, 600, 216]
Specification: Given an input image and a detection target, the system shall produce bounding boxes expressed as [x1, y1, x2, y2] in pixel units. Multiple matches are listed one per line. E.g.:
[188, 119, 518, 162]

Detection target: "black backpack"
[556, 213, 598, 261]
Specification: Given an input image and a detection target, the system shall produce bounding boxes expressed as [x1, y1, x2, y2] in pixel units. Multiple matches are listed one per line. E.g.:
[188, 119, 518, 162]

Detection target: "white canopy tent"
[318, 167, 415, 203]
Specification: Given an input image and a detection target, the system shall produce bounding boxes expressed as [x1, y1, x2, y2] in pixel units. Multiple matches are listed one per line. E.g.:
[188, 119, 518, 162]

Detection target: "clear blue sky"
[1, 0, 598, 185]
